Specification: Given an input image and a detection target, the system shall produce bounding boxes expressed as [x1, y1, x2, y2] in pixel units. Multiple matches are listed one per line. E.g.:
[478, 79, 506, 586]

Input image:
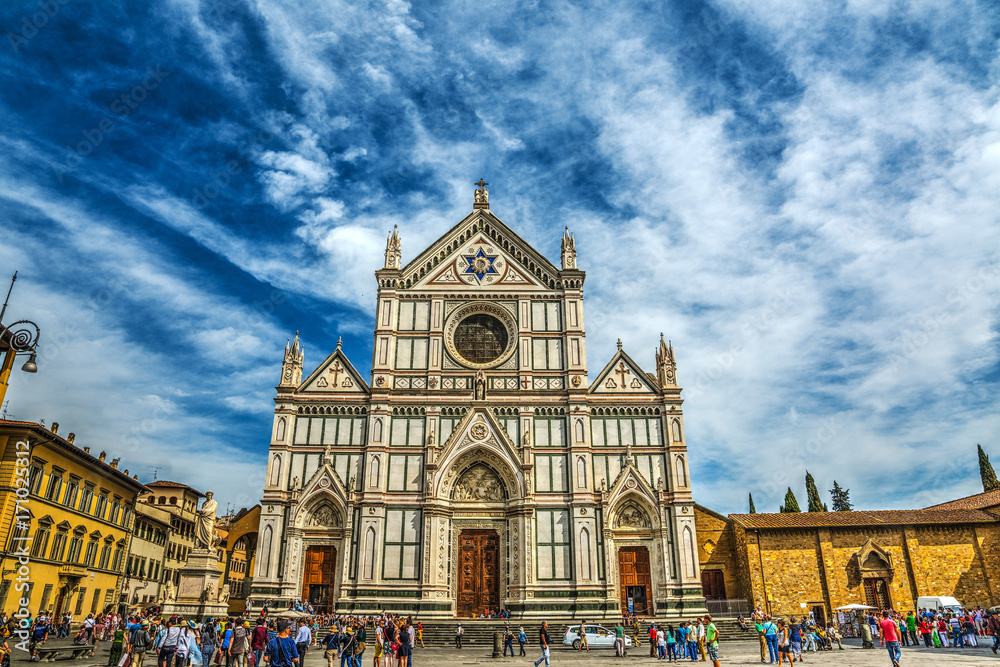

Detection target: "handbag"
[354, 641, 366, 656]
[118, 654, 131, 667]
[247, 652, 256, 667]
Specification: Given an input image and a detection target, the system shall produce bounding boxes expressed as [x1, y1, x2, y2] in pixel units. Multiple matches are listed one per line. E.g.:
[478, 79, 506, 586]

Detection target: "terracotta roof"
[924, 489, 1000, 511]
[730, 508, 998, 530]
[145, 480, 204, 496]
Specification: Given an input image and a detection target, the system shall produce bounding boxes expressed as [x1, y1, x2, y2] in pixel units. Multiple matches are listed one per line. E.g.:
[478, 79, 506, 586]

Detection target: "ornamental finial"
[474, 178, 489, 209]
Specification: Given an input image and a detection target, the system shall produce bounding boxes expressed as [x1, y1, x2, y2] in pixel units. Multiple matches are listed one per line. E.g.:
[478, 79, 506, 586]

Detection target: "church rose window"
[454, 314, 508, 364]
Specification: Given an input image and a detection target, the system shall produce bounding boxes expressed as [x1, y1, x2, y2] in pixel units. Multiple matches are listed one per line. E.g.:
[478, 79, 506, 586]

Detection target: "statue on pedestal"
[196, 491, 220, 550]
[164, 580, 176, 602]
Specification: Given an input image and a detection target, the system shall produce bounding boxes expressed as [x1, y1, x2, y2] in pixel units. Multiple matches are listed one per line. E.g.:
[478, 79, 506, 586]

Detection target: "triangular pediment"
[290, 462, 350, 528]
[399, 210, 564, 291]
[590, 347, 659, 395]
[605, 462, 659, 528]
[433, 407, 526, 499]
[300, 345, 369, 394]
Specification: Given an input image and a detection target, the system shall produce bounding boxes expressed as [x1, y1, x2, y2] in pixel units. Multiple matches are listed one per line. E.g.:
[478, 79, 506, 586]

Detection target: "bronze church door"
[302, 546, 336, 612]
[618, 547, 652, 616]
[457, 530, 499, 617]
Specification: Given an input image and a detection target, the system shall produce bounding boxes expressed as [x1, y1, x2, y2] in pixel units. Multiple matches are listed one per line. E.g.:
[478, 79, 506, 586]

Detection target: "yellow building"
[0, 419, 146, 617]
[218, 505, 260, 613]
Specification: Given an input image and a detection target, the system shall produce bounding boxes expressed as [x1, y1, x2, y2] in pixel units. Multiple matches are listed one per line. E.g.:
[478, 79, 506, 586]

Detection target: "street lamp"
[0, 272, 41, 407]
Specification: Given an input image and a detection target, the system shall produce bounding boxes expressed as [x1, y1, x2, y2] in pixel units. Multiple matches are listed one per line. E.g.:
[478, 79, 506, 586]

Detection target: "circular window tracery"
[454, 314, 508, 364]
[443, 303, 517, 369]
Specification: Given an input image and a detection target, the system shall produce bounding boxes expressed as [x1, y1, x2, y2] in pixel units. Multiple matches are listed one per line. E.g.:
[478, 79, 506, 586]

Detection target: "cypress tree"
[749, 493, 756, 514]
[979, 445, 1000, 492]
[805, 471, 825, 512]
[829, 481, 853, 511]
[780, 487, 801, 513]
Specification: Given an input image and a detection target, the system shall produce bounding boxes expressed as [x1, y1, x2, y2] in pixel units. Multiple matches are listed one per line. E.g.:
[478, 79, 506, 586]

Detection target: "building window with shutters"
[75, 587, 87, 615]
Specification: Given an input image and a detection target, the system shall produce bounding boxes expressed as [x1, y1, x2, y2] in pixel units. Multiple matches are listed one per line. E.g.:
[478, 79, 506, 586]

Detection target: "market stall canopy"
[834, 603, 876, 610]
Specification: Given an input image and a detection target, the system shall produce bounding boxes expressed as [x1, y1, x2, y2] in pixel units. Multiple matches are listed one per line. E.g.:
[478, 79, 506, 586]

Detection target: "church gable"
[399, 210, 563, 291]
[299, 342, 369, 394]
[590, 344, 659, 395]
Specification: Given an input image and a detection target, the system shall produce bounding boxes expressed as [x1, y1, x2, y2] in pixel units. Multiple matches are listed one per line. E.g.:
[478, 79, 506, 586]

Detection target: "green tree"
[829, 481, 853, 511]
[805, 471, 825, 512]
[979, 445, 999, 492]
[780, 487, 801, 513]
[749, 493, 757, 514]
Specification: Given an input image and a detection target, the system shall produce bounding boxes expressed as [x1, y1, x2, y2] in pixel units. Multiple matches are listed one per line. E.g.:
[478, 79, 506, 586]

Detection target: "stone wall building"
[252, 186, 704, 618]
[694, 492, 1000, 624]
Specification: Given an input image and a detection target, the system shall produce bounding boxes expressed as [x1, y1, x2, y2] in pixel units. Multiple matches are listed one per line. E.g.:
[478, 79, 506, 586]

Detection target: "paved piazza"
[11, 639, 1000, 667]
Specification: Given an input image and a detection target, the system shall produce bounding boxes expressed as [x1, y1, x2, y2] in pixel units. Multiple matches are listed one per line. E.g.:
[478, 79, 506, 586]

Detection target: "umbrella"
[272, 610, 309, 618]
[834, 604, 875, 611]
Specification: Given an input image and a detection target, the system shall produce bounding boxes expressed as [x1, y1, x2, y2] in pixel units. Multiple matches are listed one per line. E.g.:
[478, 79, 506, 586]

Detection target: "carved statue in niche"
[451, 464, 506, 502]
[617, 504, 650, 529]
[474, 370, 487, 400]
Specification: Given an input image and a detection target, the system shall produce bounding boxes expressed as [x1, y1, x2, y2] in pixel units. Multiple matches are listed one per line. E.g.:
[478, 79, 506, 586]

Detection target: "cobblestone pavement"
[9, 638, 1000, 667]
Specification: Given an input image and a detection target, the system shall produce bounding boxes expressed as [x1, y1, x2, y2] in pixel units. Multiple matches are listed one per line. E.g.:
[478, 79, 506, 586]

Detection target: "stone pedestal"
[162, 549, 230, 620]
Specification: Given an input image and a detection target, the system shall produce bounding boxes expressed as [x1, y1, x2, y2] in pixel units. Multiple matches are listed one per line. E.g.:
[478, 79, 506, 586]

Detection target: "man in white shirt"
[294, 619, 312, 667]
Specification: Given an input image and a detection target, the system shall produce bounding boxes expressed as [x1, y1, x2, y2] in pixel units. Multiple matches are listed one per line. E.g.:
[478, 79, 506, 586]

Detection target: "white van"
[916, 596, 963, 614]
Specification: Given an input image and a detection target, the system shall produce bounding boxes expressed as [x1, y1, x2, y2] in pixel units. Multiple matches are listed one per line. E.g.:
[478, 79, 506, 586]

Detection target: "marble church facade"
[251, 185, 705, 618]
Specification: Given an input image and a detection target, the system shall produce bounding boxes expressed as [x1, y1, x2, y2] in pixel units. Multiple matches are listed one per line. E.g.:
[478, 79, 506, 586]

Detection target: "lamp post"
[0, 272, 41, 408]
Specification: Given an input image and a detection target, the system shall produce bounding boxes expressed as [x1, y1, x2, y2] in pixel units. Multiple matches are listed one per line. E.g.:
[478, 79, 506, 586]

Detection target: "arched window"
[259, 525, 273, 578]
[372, 418, 383, 443]
[576, 457, 587, 489]
[269, 455, 282, 488]
[363, 527, 376, 580]
[169, 497, 177, 505]
[575, 419, 585, 443]
[369, 456, 380, 488]
[158, 496, 166, 505]
[672, 419, 682, 442]
[275, 417, 286, 442]
[579, 528, 592, 581]
[675, 456, 687, 488]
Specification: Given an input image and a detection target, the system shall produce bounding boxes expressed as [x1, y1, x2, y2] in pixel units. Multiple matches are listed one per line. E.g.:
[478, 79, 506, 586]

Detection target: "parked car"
[562, 625, 633, 650]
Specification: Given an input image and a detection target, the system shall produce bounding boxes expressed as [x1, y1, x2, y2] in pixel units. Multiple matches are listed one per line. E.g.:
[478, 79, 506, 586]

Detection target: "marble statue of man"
[196, 491, 219, 549]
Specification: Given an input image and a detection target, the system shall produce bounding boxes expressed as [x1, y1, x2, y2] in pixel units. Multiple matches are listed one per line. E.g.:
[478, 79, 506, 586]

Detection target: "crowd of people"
[6, 600, 1000, 667]
[646, 616, 722, 665]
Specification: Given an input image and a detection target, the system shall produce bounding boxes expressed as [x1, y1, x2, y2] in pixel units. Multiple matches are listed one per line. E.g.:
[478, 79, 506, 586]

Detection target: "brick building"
[695, 491, 1000, 624]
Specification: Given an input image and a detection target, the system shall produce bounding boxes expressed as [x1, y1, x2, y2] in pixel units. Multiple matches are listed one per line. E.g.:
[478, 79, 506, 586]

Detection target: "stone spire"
[561, 226, 577, 269]
[655, 333, 677, 388]
[384, 225, 401, 269]
[281, 331, 304, 387]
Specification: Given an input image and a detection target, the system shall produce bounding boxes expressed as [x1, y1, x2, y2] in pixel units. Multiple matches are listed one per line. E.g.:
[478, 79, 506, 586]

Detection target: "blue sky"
[1, 0, 998, 514]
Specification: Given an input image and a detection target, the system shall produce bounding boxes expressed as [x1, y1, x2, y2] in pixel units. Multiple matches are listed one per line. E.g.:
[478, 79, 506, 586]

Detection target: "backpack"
[33, 626, 46, 640]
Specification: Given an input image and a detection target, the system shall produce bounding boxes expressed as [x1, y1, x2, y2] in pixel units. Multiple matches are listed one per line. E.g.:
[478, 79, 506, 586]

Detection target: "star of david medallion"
[458, 247, 499, 284]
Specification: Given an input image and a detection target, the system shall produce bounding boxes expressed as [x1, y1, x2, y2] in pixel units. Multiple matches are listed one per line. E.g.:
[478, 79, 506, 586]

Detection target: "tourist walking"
[229, 622, 248, 667]
[775, 620, 793, 666]
[502, 626, 514, 657]
[108, 621, 127, 667]
[704, 616, 720, 667]
[252, 620, 269, 667]
[755, 617, 767, 663]
[263, 621, 298, 667]
[518, 627, 527, 656]
[159, 620, 184, 667]
[878, 611, 901, 667]
[201, 619, 219, 667]
[762, 617, 779, 664]
[132, 620, 153, 667]
[614, 620, 625, 658]
[337, 629, 355, 667]
[577, 620, 589, 651]
[293, 620, 311, 667]
[533, 622, 551, 667]
[454, 623, 462, 650]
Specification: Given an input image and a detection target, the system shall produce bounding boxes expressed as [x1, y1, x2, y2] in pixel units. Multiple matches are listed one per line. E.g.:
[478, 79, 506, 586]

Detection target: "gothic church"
[252, 183, 705, 618]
